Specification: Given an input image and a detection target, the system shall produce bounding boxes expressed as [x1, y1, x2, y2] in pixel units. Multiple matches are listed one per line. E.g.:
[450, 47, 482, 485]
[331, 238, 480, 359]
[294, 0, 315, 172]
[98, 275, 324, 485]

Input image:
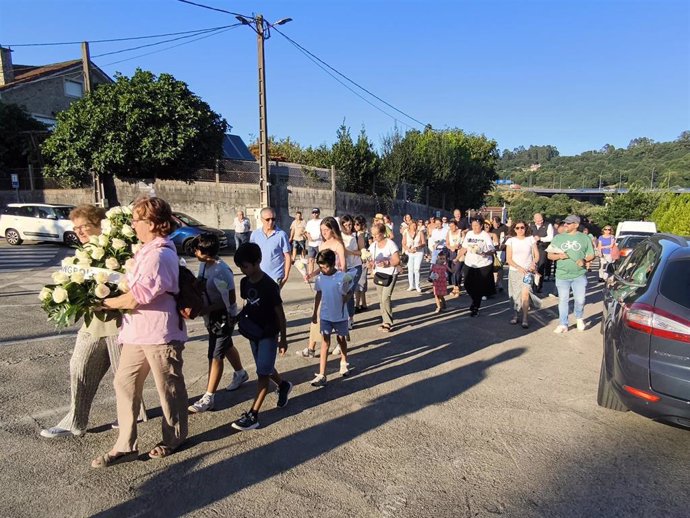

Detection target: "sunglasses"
[604, 228, 612, 231]
[264, 217, 276, 221]
[514, 225, 525, 229]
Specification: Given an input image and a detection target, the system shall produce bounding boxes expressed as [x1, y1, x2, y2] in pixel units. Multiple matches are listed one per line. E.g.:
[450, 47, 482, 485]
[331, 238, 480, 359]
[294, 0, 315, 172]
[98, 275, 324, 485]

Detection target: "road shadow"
[93, 346, 526, 517]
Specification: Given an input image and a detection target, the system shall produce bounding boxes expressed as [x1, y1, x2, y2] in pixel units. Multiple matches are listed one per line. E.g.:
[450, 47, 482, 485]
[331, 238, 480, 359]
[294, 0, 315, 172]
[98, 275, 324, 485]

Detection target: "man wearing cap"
[305, 208, 323, 276]
[547, 215, 595, 334]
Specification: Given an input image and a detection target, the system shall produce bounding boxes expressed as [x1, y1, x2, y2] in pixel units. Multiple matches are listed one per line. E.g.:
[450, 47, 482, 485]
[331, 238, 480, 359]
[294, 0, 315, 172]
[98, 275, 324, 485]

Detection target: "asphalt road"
[1, 240, 689, 517]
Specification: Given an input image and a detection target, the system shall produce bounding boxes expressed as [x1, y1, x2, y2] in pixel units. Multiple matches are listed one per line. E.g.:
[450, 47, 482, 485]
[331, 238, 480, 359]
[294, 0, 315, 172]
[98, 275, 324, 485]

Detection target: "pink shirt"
[119, 236, 187, 345]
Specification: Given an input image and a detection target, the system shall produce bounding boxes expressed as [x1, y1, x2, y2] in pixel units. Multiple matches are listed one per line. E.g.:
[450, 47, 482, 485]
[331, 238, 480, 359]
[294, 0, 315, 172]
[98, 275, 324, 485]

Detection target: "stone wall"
[0, 188, 93, 207]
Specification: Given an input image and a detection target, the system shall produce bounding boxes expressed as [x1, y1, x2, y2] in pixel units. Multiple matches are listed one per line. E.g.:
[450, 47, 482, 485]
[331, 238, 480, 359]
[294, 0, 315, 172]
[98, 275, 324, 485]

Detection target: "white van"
[615, 221, 657, 239]
[0, 203, 77, 246]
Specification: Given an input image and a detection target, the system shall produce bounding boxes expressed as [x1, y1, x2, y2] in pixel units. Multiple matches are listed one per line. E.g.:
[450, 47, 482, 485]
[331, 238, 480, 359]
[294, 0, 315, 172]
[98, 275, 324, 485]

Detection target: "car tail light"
[623, 385, 661, 402]
[624, 303, 690, 343]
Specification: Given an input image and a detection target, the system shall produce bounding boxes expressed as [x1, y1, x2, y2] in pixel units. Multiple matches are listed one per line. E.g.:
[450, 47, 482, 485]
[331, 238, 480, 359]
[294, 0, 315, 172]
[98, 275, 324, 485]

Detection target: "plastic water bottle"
[523, 272, 533, 285]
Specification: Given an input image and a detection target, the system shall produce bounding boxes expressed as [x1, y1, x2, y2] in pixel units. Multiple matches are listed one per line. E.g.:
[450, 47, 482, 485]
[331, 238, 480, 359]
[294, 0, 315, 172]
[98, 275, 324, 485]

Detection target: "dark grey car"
[598, 234, 690, 427]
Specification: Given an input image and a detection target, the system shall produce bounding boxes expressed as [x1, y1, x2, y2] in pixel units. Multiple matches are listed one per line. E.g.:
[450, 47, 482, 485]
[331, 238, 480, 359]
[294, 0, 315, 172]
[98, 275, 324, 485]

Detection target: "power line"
[3, 25, 237, 47]
[101, 26, 238, 67]
[272, 27, 427, 129]
[281, 36, 411, 130]
[176, 0, 248, 18]
[92, 25, 236, 58]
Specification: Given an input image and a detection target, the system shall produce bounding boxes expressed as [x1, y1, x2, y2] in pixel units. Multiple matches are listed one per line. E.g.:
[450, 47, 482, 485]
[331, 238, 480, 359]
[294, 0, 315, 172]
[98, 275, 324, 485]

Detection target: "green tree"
[331, 123, 379, 193]
[0, 101, 47, 168]
[651, 194, 690, 234]
[595, 188, 661, 227]
[42, 69, 227, 186]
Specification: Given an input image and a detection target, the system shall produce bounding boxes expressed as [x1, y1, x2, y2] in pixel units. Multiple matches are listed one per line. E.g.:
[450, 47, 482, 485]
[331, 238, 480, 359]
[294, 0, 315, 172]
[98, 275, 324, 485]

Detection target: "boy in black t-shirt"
[231, 243, 292, 431]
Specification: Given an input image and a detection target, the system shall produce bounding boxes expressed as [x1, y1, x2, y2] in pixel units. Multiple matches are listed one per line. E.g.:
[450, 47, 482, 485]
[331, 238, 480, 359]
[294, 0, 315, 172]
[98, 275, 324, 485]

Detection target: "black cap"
[312, 208, 320, 214]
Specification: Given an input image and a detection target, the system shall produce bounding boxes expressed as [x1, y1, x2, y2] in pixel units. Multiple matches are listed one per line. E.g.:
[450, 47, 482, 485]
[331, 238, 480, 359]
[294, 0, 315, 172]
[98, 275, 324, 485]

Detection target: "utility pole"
[255, 16, 270, 209]
[82, 41, 102, 206]
[650, 168, 655, 190]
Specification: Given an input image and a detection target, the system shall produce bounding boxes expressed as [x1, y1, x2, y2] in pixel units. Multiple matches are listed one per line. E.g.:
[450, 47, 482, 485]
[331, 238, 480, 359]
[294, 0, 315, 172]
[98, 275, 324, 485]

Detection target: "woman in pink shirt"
[92, 197, 188, 468]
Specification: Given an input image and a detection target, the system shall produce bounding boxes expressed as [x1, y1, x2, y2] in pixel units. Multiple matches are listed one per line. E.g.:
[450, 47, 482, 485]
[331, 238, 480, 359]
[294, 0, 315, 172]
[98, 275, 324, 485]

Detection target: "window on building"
[64, 79, 83, 98]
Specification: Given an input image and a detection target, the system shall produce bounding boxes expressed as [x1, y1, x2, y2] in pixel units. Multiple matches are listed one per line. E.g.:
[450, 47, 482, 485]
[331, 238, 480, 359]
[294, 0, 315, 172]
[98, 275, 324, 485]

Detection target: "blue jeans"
[555, 275, 588, 326]
[346, 265, 363, 318]
[249, 337, 278, 376]
[235, 231, 251, 250]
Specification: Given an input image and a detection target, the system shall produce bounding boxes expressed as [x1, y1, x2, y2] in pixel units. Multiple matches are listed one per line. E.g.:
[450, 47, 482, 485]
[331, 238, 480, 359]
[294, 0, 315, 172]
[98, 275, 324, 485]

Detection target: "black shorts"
[208, 331, 234, 360]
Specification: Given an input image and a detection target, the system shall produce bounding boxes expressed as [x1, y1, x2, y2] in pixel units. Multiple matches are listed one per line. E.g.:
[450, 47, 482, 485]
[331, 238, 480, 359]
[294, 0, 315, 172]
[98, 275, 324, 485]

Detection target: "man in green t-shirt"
[547, 215, 595, 334]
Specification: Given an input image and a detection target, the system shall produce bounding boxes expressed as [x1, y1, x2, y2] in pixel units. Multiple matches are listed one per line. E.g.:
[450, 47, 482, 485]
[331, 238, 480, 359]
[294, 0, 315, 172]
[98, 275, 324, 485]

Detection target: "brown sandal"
[91, 450, 138, 468]
[378, 324, 392, 332]
[148, 444, 175, 459]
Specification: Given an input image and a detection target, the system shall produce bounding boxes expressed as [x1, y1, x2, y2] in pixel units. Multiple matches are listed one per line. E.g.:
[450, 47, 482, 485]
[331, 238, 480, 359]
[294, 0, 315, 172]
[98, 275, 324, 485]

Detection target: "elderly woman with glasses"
[91, 197, 188, 468]
[505, 220, 541, 328]
[597, 226, 615, 281]
[40, 205, 147, 439]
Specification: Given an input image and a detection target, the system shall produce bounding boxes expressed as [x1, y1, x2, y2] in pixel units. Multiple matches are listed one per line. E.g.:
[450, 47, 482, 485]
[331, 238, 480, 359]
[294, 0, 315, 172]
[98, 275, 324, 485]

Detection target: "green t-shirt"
[552, 232, 595, 280]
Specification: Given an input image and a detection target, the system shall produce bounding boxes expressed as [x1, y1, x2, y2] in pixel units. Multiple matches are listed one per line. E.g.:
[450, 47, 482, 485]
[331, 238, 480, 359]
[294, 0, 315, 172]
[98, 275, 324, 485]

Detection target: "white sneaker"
[332, 345, 341, 356]
[226, 369, 249, 391]
[481, 296, 487, 301]
[576, 319, 586, 332]
[40, 427, 82, 438]
[188, 394, 214, 413]
[339, 362, 353, 376]
[553, 325, 569, 334]
[416, 287, 422, 293]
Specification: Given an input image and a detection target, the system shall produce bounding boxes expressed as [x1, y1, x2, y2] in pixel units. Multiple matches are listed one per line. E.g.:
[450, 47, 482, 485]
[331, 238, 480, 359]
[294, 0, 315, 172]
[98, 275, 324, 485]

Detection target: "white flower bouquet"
[40, 205, 139, 329]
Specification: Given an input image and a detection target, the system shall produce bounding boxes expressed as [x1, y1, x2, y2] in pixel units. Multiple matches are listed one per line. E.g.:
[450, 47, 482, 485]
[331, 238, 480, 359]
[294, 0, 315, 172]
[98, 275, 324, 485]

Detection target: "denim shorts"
[307, 246, 320, 259]
[320, 319, 349, 337]
[249, 337, 278, 376]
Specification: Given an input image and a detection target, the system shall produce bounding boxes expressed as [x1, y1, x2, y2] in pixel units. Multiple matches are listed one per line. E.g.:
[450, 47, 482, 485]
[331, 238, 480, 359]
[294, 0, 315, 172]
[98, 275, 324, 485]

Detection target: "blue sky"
[1, 0, 688, 156]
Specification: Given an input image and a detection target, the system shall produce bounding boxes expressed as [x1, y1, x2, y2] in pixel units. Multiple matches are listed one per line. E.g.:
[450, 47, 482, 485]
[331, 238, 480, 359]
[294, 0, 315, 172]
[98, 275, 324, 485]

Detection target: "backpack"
[174, 265, 205, 323]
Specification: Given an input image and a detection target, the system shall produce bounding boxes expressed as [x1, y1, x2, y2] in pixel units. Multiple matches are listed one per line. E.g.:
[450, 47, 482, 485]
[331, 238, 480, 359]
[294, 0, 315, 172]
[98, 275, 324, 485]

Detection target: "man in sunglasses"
[250, 207, 292, 289]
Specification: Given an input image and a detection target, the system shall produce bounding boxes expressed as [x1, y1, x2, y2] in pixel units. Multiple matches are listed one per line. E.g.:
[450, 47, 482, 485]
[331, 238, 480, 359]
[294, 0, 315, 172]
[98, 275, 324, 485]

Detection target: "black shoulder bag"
[372, 243, 394, 287]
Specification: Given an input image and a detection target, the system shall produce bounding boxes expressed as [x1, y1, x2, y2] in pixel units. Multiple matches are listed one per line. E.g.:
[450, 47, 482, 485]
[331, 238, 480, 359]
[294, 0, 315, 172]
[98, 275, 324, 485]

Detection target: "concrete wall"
[1, 179, 444, 247]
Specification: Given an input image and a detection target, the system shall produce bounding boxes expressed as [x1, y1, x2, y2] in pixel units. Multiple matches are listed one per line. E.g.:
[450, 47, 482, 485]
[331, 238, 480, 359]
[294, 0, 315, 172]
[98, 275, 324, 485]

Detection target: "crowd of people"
[39, 197, 609, 468]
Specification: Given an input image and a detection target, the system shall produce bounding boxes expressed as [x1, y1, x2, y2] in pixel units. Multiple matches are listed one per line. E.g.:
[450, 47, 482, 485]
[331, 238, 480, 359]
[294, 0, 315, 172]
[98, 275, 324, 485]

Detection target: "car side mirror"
[606, 263, 616, 275]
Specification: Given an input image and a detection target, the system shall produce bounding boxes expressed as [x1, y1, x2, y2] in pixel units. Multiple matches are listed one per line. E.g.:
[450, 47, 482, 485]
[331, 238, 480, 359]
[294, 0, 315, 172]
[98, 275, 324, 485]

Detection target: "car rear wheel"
[183, 238, 196, 257]
[597, 355, 628, 411]
[5, 228, 22, 246]
[63, 231, 80, 247]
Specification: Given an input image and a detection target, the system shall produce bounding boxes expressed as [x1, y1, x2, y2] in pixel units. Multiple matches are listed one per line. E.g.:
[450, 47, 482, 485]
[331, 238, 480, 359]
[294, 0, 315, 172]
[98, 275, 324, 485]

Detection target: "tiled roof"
[0, 59, 82, 91]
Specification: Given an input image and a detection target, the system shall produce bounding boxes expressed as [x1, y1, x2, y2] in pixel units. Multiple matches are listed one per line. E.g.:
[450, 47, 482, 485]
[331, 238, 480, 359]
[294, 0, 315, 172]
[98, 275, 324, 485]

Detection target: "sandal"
[521, 321, 529, 329]
[91, 450, 138, 469]
[149, 443, 176, 459]
[509, 316, 518, 325]
[378, 324, 392, 332]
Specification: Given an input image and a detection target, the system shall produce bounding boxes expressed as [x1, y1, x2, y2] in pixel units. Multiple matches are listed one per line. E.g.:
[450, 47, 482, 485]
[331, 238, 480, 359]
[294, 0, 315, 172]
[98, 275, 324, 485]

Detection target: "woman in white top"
[402, 220, 426, 292]
[340, 214, 365, 327]
[446, 219, 464, 296]
[505, 220, 541, 328]
[456, 219, 495, 316]
[368, 222, 400, 332]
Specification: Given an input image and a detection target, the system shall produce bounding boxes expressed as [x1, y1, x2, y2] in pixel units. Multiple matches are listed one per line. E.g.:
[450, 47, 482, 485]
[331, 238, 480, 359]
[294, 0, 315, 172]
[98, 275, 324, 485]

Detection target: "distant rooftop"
[222, 134, 255, 161]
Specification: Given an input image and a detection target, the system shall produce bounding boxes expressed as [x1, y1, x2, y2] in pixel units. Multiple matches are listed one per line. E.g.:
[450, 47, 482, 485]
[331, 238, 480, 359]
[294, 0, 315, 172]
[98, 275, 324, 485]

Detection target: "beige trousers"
[113, 342, 188, 453]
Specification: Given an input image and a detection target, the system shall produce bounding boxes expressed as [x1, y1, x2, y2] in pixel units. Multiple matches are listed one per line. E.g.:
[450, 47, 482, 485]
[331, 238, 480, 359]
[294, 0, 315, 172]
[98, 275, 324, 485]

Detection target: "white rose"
[101, 219, 112, 235]
[105, 207, 122, 218]
[78, 258, 92, 267]
[52, 286, 68, 303]
[70, 271, 85, 284]
[88, 235, 99, 245]
[75, 249, 90, 262]
[117, 278, 130, 293]
[111, 238, 126, 250]
[98, 235, 109, 247]
[39, 287, 53, 301]
[51, 271, 70, 284]
[61, 257, 77, 267]
[124, 258, 136, 271]
[94, 283, 111, 299]
[121, 224, 134, 238]
[122, 206, 133, 215]
[105, 257, 120, 271]
[131, 243, 142, 255]
[93, 271, 110, 284]
[91, 247, 106, 260]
